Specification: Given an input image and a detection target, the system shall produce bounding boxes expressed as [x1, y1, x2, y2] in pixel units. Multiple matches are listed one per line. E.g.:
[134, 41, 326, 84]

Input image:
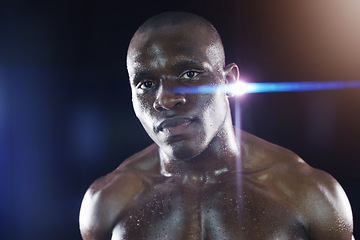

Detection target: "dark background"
[1, 0, 359, 239]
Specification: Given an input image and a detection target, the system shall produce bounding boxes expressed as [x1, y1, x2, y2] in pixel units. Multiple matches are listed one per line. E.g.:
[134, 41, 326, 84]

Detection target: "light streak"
[174, 80, 360, 95]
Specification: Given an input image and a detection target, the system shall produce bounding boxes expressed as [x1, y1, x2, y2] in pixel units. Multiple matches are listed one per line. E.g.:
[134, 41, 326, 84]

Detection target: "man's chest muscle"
[112, 181, 307, 240]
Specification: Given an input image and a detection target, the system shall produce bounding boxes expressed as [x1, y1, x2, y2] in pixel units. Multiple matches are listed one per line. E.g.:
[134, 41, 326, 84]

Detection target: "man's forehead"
[128, 23, 215, 62]
[130, 25, 203, 56]
[127, 20, 225, 79]
[130, 22, 211, 48]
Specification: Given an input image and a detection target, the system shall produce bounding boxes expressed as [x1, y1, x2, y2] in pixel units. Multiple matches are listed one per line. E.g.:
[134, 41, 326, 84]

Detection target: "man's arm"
[79, 172, 146, 240]
[301, 168, 354, 240]
[79, 187, 113, 240]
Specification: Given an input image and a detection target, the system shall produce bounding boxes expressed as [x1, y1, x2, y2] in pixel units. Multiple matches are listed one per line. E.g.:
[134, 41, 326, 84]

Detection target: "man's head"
[127, 12, 239, 160]
[127, 12, 226, 73]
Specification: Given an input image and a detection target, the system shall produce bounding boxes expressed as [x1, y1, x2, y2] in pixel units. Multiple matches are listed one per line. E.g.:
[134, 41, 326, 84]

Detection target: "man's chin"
[160, 143, 204, 162]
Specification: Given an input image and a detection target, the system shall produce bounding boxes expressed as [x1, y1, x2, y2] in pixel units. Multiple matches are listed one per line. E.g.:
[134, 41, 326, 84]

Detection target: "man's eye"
[138, 81, 155, 90]
[180, 71, 199, 80]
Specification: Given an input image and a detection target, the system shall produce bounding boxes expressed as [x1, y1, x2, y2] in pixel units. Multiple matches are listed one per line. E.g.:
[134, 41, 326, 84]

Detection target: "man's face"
[127, 22, 231, 160]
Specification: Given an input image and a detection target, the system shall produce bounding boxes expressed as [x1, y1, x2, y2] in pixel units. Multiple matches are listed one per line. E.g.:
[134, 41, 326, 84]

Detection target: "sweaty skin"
[79, 13, 354, 240]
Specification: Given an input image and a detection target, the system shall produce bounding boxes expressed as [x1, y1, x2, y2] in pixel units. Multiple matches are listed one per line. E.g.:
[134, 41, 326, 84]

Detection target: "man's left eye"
[180, 71, 199, 79]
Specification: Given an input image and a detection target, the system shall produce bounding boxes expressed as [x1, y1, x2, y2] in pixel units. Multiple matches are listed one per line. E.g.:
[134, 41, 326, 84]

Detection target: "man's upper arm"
[79, 172, 146, 240]
[302, 169, 354, 240]
[79, 188, 113, 240]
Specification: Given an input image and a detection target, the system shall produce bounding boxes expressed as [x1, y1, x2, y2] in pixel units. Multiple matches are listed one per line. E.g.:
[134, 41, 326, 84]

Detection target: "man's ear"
[224, 63, 239, 84]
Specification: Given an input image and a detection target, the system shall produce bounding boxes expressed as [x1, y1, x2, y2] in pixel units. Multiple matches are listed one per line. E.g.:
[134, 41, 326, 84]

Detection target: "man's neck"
[159, 120, 240, 185]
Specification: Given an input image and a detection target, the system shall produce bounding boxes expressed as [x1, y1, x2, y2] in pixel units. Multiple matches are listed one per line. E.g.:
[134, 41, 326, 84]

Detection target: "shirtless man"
[79, 12, 354, 239]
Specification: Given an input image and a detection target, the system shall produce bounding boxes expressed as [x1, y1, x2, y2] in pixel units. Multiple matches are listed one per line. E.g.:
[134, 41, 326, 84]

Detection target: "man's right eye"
[138, 81, 155, 90]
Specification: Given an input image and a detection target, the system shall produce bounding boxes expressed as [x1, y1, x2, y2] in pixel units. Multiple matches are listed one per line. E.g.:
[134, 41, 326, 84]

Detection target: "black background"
[0, 0, 359, 239]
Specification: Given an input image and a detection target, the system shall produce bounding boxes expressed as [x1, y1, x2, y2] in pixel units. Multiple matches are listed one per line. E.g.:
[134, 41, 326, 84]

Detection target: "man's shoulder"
[242, 131, 343, 189]
[87, 143, 160, 196]
[242, 132, 353, 238]
[242, 131, 348, 207]
[79, 170, 145, 238]
[286, 161, 354, 238]
[79, 143, 160, 239]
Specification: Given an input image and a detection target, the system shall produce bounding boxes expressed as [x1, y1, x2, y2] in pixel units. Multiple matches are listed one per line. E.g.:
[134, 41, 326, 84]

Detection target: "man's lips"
[157, 117, 194, 132]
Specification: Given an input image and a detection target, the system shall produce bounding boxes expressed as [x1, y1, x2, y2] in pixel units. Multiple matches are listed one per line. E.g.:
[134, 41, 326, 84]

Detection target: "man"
[79, 12, 354, 239]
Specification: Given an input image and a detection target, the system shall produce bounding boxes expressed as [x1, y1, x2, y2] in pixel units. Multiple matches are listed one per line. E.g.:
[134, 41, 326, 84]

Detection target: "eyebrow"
[132, 68, 152, 84]
[171, 58, 205, 70]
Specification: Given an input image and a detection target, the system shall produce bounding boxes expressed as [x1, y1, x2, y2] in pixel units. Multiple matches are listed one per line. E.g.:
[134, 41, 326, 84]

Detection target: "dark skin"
[79, 15, 354, 240]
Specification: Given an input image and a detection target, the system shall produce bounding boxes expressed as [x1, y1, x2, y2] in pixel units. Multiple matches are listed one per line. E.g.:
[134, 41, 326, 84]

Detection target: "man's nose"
[153, 83, 186, 111]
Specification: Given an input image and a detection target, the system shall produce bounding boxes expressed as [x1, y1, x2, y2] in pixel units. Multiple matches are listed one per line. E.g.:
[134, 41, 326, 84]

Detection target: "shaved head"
[135, 12, 219, 36]
[127, 12, 225, 72]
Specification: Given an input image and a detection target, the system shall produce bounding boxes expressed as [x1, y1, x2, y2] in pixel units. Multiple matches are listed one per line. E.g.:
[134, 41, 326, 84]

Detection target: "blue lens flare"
[174, 80, 360, 95]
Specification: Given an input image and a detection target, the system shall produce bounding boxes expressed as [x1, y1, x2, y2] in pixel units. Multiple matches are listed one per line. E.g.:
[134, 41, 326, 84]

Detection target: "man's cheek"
[133, 97, 148, 113]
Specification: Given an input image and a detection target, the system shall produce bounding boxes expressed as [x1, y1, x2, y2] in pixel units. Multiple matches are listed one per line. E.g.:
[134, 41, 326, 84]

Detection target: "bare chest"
[112, 180, 308, 240]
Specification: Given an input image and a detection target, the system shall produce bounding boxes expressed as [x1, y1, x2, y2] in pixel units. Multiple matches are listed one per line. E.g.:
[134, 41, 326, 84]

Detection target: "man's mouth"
[157, 117, 194, 133]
